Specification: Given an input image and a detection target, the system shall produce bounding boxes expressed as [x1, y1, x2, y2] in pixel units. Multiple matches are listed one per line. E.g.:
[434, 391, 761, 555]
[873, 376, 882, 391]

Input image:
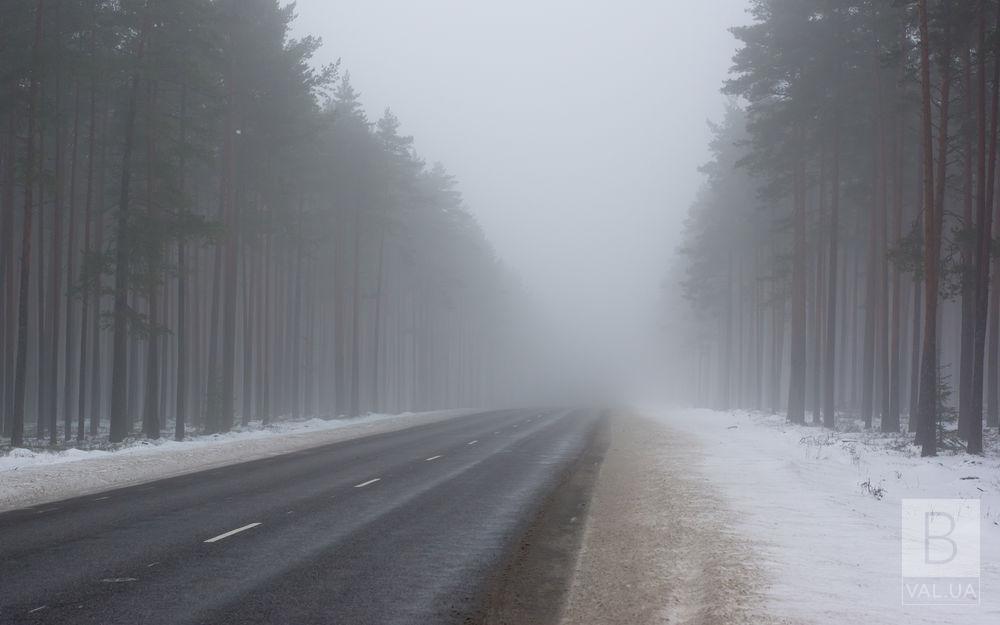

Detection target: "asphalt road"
[0, 408, 605, 625]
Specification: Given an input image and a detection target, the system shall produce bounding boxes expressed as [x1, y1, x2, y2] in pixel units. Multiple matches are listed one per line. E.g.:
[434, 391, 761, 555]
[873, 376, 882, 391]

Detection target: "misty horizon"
[290, 0, 752, 394]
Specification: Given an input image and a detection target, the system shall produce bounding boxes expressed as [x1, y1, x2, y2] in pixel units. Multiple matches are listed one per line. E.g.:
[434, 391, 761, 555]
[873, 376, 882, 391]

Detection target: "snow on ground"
[650, 408, 1000, 625]
[562, 413, 774, 625]
[0, 409, 473, 512]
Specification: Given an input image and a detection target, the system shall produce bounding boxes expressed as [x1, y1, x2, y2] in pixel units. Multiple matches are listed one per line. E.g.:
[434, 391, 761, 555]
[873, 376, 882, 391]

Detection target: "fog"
[0, 0, 756, 444]
[2, 5, 993, 622]
[2, 5, 992, 623]
[292, 0, 751, 396]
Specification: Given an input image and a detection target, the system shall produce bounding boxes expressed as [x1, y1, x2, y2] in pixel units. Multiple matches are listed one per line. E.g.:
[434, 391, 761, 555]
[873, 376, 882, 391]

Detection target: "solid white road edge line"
[354, 478, 381, 488]
[204, 522, 262, 543]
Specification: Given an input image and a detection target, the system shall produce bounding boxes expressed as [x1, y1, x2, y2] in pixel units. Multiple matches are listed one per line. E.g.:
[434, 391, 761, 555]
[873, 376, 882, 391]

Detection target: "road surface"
[0, 408, 604, 625]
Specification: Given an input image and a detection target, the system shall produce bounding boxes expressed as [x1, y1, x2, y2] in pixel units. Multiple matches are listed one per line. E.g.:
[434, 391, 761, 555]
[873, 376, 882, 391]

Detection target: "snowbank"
[650, 408, 1000, 625]
[0, 410, 473, 512]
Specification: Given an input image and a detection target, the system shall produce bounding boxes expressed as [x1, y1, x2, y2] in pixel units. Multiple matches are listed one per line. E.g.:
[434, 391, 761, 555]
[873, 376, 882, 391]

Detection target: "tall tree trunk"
[109, 5, 151, 443]
[36, 82, 47, 440]
[333, 215, 347, 417]
[89, 104, 107, 436]
[872, 49, 892, 430]
[219, 59, 238, 434]
[77, 80, 97, 442]
[886, 71, 905, 432]
[291, 210, 303, 420]
[371, 233, 386, 413]
[771, 203, 785, 413]
[959, 46, 976, 435]
[350, 207, 363, 418]
[48, 75, 65, 447]
[861, 139, 879, 428]
[967, 1, 999, 454]
[89, 92, 108, 436]
[812, 151, 826, 425]
[260, 228, 272, 425]
[175, 84, 188, 441]
[824, 114, 841, 429]
[205, 221, 223, 433]
[142, 80, 160, 440]
[2, 108, 16, 437]
[64, 81, 81, 442]
[241, 230, 254, 426]
[754, 248, 764, 410]
[787, 134, 808, 424]
[721, 252, 734, 410]
[909, 150, 925, 424]
[175, 235, 188, 440]
[989, 189, 1000, 428]
[257, 241, 270, 421]
[915, 0, 949, 456]
[11, 0, 46, 448]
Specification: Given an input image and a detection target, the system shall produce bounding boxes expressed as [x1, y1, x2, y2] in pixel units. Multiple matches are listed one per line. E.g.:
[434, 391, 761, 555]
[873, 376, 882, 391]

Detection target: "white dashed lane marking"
[100, 578, 138, 583]
[467, 440, 478, 446]
[354, 478, 381, 489]
[425, 455, 443, 462]
[204, 523, 262, 544]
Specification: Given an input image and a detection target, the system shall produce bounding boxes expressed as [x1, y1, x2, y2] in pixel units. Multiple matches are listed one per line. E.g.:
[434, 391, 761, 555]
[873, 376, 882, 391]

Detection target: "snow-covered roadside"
[561, 413, 775, 625]
[0, 409, 474, 512]
[650, 408, 1000, 625]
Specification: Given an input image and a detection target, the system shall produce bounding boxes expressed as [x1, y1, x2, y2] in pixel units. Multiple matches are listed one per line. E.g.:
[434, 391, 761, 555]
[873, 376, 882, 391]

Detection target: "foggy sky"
[291, 0, 751, 393]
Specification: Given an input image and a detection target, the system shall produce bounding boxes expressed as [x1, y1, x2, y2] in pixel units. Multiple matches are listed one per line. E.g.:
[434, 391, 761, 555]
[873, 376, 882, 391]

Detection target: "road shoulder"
[558, 411, 778, 625]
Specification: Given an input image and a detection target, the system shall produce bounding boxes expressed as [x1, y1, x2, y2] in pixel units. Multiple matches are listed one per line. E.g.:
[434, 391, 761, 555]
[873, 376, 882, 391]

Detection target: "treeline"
[0, 0, 525, 447]
[679, 0, 1000, 456]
